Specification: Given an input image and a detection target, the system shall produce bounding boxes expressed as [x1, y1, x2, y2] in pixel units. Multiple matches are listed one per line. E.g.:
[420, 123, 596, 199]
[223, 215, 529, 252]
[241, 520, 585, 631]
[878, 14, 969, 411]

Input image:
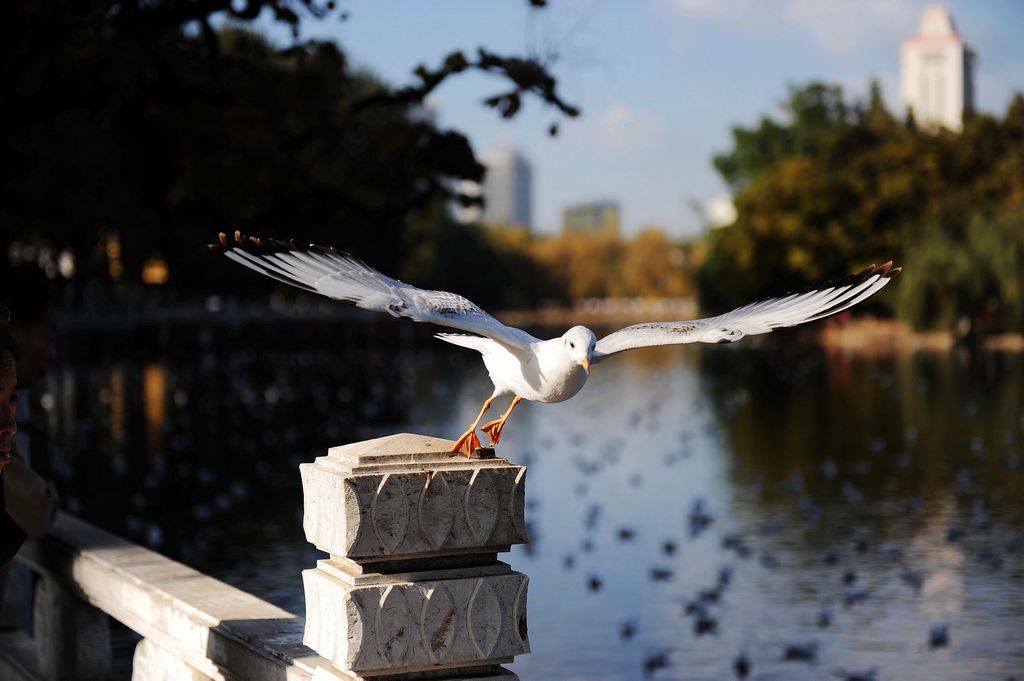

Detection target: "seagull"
[210, 231, 900, 456]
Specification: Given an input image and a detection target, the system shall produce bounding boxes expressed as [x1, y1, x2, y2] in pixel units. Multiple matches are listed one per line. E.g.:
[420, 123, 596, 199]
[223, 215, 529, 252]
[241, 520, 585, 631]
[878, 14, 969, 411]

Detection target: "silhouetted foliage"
[1, 0, 577, 303]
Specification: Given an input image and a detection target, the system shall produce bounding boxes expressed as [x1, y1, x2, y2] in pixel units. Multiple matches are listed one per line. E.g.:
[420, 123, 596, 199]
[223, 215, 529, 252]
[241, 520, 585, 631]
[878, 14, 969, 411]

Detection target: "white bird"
[211, 231, 901, 456]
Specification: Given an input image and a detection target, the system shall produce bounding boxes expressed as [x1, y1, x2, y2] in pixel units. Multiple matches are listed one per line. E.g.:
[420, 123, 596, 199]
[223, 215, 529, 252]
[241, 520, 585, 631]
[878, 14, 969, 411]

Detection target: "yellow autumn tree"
[620, 228, 691, 298]
[530, 231, 624, 301]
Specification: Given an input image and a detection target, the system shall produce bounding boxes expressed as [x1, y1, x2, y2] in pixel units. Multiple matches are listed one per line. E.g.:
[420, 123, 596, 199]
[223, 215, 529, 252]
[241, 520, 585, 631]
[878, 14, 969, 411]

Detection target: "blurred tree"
[510, 228, 705, 304]
[619, 228, 689, 298]
[974, 209, 1024, 331]
[895, 221, 980, 332]
[701, 80, 1024, 331]
[898, 210, 1024, 333]
[0, 0, 577, 303]
[400, 203, 505, 310]
[483, 226, 554, 309]
[530, 231, 623, 301]
[713, 83, 850, 193]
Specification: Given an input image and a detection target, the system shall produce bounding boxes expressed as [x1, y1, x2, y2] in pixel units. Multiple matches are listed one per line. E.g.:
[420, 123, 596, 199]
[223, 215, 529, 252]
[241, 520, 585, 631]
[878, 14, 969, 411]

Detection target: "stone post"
[300, 434, 529, 680]
[33, 575, 111, 680]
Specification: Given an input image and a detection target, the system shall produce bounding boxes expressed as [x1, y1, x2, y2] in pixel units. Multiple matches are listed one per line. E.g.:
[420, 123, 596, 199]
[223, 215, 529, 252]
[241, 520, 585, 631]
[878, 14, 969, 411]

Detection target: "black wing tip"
[736, 259, 901, 310]
[207, 230, 360, 261]
[207, 230, 300, 254]
[207, 231, 230, 253]
[853, 260, 902, 280]
[799, 259, 903, 294]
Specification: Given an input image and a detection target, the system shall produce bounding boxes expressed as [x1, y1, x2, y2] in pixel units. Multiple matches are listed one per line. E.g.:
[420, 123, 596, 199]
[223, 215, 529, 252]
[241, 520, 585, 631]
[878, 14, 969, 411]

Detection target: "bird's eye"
[569, 341, 576, 349]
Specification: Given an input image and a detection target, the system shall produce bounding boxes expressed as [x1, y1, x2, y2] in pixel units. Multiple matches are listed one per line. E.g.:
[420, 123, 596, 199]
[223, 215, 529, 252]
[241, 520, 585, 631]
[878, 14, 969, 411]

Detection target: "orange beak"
[580, 358, 590, 375]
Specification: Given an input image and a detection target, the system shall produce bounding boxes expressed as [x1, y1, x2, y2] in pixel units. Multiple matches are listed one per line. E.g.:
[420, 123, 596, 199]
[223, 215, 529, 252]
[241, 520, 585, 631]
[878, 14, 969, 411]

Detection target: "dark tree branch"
[355, 48, 579, 122]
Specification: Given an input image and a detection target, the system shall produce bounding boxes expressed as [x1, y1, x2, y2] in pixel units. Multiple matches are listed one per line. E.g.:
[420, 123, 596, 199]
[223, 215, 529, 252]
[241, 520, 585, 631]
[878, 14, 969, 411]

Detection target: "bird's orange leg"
[452, 396, 496, 457]
[481, 395, 523, 446]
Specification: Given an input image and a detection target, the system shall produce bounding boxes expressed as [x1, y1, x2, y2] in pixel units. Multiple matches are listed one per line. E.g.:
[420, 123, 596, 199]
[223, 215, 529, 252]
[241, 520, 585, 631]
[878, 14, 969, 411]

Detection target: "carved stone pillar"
[33, 576, 111, 680]
[300, 434, 529, 680]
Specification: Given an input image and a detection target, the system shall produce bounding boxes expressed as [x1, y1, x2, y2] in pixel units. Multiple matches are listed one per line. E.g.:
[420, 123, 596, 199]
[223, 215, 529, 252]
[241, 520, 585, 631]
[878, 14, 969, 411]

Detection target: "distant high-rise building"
[481, 147, 532, 230]
[563, 200, 621, 235]
[900, 5, 975, 131]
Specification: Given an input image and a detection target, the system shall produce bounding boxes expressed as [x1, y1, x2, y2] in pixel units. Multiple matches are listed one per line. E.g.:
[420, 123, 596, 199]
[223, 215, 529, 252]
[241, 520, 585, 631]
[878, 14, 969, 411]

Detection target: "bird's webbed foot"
[452, 429, 482, 458]
[481, 395, 523, 446]
[481, 417, 507, 445]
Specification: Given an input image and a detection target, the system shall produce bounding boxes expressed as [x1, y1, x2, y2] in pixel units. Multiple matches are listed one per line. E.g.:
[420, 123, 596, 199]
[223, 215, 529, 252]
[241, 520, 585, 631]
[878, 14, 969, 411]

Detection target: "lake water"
[29, 320, 1024, 680]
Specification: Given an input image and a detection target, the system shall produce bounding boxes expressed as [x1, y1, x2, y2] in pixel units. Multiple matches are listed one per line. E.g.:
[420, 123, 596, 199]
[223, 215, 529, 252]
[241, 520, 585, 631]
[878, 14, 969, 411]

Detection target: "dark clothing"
[0, 473, 27, 569]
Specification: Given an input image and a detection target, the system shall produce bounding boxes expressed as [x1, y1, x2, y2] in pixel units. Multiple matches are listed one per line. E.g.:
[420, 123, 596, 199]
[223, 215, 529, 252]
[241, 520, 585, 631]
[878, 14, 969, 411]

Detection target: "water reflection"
[32, 324, 1024, 680]
[142, 364, 167, 457]
[109, 366, 126, 455]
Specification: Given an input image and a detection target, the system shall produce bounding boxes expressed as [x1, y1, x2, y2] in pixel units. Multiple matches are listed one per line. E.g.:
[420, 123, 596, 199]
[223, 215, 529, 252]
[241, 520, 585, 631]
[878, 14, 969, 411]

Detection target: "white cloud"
[784, 0, 919, 57]
[668, 0, 923, 57]
[668, 0, 768, 30]
[595, 103, 663, 156]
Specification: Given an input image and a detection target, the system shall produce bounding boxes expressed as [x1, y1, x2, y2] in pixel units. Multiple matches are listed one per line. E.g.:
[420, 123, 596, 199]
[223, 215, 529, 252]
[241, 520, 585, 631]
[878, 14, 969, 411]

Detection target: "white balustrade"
[0, 433, 531, 681]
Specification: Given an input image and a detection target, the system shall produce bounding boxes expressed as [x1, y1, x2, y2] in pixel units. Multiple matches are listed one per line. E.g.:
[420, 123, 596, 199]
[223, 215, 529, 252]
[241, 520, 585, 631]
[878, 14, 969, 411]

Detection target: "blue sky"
[260, 1, 1024, 238]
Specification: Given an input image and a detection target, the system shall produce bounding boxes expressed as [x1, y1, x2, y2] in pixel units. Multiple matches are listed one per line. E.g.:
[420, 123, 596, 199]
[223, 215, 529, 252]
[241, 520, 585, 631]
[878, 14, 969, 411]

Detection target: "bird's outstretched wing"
[592, 262, 901, 364]
[210, 232, 540, 352]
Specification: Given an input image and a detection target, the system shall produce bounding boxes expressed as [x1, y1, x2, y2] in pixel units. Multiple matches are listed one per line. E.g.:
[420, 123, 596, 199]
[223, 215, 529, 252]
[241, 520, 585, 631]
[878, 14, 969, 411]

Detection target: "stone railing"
[0, 512, 335, 680]
[0, 434, 530, 680]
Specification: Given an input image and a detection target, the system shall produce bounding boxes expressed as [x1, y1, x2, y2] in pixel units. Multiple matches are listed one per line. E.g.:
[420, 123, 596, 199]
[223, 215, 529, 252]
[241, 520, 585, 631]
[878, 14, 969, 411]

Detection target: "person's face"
[0, 353, 17, 473]
[10, 305, 56, 388]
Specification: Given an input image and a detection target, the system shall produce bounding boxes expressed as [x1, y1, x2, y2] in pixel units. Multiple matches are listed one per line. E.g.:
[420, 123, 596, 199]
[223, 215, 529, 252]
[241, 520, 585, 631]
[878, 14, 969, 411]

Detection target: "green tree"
[896, 222, 979, 331]
[898, 210, 1024, 332]
[713, 82, 850, 193]
[701, 80, 1024, 330]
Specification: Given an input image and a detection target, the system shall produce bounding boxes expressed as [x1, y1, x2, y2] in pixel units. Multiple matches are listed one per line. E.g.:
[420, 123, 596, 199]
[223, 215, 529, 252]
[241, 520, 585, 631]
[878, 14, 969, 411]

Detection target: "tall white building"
[480, 147, 532, 230]
[900, 5, 975, 131]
